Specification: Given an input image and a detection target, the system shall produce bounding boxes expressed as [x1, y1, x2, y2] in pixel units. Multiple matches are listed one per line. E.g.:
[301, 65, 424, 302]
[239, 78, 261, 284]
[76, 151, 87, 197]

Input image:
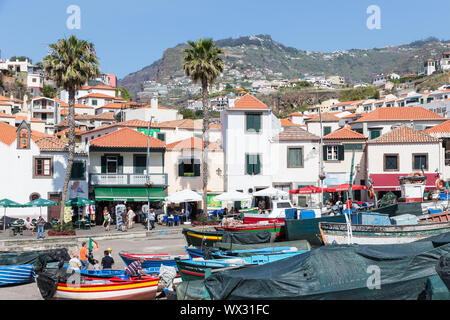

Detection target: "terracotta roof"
[90, 127, 165, 149]
[60, 109, 79, 116]
[229, 94, 269, 110]
[354, 107, 443, 123]
[369, 125, 439, 144]
[166, 137, 221, 151]
[78, 93, 115, 100]
[98, 102, 131, 110]
[53, 98, 69, 107]
[288, 112, 303, 117]
[424, 120, 450, 133]
[0, 112, 15, 118]
[274, 126, 320, 141]
[306, 113, 341, 122]
[91, 112, 116, 121]
[80, 85, 116, 91]
[280, 119, 302, 127]
[15, 115, 46, 123]
[324, 126, 366, 140]
[136, 104, 170, 110]
[56, 128, 85, 137]
[35, 136, 67, 151]
[0, 122, 50, 146]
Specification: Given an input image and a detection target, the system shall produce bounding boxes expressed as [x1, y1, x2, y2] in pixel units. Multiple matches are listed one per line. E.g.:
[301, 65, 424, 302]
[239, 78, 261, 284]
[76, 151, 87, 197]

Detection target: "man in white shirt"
[69, 253, 82, 270]
[24, 217, 35, 235]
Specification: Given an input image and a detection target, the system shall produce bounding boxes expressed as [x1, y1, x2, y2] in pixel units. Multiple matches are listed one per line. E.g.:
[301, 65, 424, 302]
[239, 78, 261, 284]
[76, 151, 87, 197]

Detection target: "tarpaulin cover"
[436, 254, 450, 291]
[202, 233, 450, 300]
[36, 268, 76, 300]
[0, 249, 70, 272]
[182, 228, 271, 248]
[372, 202, 424, 217]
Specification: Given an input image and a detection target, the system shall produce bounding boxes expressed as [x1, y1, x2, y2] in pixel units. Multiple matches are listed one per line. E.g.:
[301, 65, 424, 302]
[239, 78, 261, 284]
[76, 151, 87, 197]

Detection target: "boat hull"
[53, 278, 159, 300]
[0, 264, 35, 286]
[243, 215, 285, 224]
[119, 252, 189, 268]
[214, 223, 285, 238]
[319, 221, 450, 245]
[182, 228, 224, 248]
[284, 215, 347, 246]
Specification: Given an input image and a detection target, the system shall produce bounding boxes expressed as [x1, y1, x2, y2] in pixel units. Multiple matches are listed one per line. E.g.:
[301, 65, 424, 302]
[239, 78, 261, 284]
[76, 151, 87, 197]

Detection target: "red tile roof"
[280, 119, 302, 127]
[166, 137, 220, 151]
[424, 120, 450, 133]
[53, 98, 69, 107]
[288, 112, 303, 117]
[0, 112, 15, 118]
[90, 127, 165, 149]
[354, 107, 443, 123]
[369, 125, 439, 144]
[0, 122, 50, 146]
[80, 85, 116, 91]
[273, 126, 320, 141]
[324, 126, 366, 140]
[229, 94, 269, 110]
[56, 128, 85, 137]
[78, 93, 115, 100]
[35, 136, 67, 151]
[306, 113, 341, 122]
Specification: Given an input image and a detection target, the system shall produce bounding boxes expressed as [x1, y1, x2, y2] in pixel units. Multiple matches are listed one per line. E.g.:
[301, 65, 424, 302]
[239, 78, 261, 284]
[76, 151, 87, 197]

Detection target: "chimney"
[151, 96, 158, 109]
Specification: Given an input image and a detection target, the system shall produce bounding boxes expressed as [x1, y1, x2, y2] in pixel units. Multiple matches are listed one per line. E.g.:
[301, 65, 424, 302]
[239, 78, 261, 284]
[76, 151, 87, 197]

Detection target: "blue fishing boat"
[119, 252, 190, 268]
[0, 264, 35, 286]
[185, 246, 300, 260]
[176, 251, 308, 281]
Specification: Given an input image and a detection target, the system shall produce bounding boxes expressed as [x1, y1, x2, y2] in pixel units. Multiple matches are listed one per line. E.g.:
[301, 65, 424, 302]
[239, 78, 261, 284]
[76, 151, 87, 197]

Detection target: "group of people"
[68, 244, 150, 279]
[101, 206, 157, 232]
[22, 216, 46, 240]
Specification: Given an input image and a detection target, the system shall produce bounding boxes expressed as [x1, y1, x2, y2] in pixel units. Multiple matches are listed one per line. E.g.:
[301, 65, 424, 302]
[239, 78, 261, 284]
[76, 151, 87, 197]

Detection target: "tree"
[43, 35, 100, 223]
[183, 39, 224, 217]
[43, 85, 56, 98]
[116, 87, 131, 101]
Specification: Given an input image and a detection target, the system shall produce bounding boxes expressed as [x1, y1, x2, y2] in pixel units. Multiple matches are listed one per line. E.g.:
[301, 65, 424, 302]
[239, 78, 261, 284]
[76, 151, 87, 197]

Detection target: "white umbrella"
[214, 191, 252, 202]
[253, 187, 289, 198]
[165, 189, 202, 203]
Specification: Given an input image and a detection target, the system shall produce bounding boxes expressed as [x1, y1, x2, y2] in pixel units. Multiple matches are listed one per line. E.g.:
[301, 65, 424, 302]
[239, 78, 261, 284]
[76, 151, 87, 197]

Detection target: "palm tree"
[43, 35, 100, 223]
[183, 39, 224, 217]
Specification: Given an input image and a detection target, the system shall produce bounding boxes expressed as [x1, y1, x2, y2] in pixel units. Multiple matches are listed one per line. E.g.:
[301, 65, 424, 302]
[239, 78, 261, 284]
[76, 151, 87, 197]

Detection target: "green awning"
[94, 187, 166, 202]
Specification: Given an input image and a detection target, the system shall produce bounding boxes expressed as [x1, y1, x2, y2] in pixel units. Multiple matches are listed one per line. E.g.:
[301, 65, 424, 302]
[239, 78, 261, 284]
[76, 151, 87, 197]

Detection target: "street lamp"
[146, 115, 155, 232]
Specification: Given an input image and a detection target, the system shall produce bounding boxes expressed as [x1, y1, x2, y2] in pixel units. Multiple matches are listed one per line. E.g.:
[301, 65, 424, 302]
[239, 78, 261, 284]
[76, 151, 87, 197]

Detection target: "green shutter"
[246, 155, 251, 175]
[246, 114, 261, 132]
[323, 146, 327, 161]
[194, 163, 201, 177]
[118, 156, 123, 173]
[178, 161, 184, 177]
[254, 155, 261, 175]
[254, 114, 261, 132]
[101, 156, 106, 173]
[338, 145, 345, 161]
[370, 130, 381, 140]
[324, 126, 331, 136]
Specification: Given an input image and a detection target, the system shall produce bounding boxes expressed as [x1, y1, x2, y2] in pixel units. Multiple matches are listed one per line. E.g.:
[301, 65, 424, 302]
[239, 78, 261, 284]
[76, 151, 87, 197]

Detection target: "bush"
[48, 230, 76, 236]
[52, 222, 74, 233]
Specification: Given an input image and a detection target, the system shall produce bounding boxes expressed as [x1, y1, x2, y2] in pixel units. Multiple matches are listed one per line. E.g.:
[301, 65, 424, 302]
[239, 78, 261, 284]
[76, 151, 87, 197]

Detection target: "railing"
[89, 173, 168, 186]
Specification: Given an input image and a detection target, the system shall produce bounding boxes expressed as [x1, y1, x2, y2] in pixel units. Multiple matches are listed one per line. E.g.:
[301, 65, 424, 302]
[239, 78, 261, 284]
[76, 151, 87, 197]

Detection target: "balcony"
[89, 173, 168, 187]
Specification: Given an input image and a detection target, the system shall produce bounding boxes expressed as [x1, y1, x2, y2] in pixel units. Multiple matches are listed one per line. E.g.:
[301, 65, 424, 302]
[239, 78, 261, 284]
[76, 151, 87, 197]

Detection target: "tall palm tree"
[183, 39, 224, 217]
[43, 35, 100, 223]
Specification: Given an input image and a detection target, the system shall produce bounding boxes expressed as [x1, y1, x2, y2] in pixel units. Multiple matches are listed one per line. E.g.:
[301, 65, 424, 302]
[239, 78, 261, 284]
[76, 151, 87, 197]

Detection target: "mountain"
[119, 35, 450, 97]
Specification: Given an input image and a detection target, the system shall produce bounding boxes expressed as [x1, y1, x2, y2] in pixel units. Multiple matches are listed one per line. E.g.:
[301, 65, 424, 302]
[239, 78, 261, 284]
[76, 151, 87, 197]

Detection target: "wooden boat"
[418, 211, 450, 223]
[175, 251, 307, 281]
[182, 228, 224, 248]
[214, 222, 285, 237]
[119, 252, 189, 268]
[185, 246, 299, 260]
[0, 264, 35, 286]
[53, 276, 159, 300]
[284, 214, 348, 246]
[319, 221, 450, 245]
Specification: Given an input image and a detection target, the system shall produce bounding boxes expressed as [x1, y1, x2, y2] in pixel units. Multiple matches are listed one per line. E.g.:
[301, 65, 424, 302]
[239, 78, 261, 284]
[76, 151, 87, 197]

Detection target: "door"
[48, 193, 61, 221]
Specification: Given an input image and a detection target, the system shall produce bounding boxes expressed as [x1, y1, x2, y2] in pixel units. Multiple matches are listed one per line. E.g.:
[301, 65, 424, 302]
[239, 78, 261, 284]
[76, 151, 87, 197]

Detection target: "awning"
[94, 187, 166, 202]
[370, 174, 438, 191]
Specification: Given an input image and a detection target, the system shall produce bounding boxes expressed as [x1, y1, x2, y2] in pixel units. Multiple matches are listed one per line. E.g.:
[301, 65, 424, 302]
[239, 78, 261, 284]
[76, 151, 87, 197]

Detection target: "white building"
[123, 97, 182, 123]
[29, 96, 61, 134]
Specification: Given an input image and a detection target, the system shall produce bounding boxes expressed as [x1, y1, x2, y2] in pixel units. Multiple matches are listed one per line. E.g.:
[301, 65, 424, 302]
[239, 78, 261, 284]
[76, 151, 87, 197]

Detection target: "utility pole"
[145, 115, 155, 231]
[317, 89, 325, 213]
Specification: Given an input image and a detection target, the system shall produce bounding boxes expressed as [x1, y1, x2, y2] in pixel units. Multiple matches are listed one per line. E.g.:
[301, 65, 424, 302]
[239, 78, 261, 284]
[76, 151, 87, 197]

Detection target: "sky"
[1, 0, 449, 79]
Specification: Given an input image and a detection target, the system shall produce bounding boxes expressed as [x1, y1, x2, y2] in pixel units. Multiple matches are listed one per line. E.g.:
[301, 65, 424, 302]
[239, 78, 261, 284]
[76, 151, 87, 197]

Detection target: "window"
[134, 155, 147, 174]
[323, 126, 332, 136]
[413, 154, 428, 170]
[370, 129, 381, 140]
[157, 133, 166, 142]
[287, 147, 303, 168]
[92, 100, 98, 106]
[178, 158, 200, 177]
[245, 113, 262, 133]
[324, 145, 344, 161]
[384, 154, 399, 171]
[107, 156, 118, 174]
[35, 158, 52, 177]
[70, 161, 86, 180]
[276, 202, 292, 208]
[245, 154, 261, 175]
[101, 155, 122, 174]
[41, 113, 47, 120]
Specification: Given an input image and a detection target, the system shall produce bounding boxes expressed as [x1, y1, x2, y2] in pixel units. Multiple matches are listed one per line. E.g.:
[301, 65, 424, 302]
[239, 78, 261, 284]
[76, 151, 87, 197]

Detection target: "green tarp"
[0, 249, 70, 272]
[94, 187, 166, 202]
[189, 233, 450, 300]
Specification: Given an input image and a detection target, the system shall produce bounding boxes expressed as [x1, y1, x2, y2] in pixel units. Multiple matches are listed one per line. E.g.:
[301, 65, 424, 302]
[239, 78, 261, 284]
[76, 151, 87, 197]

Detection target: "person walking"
[101, 250, 115, 270]
[121, 209, 128, 231]
[127, 207, 135, 229]
[102, 207, 111, 231]
[148, 208, 156, 230]
[80, 242, 89, 270]
[36, 216, 46, 240]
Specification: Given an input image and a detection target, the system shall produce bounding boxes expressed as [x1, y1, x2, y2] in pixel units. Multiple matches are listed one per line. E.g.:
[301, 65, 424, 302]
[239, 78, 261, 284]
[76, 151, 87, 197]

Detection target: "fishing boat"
[177, 234, 450, 300]
[242, 199, 297, 224]
[214, 221, 285, 237]
[319, 221, 450, 245]
[182, 227, 272, 248]
[185, 245, 299, 260]
[0, 264, 35, 286]
[284, 214, 348, 246]
[175, 251, 307, 281]
[37, 271, 159, 300]
[119, 252, 189, 268]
